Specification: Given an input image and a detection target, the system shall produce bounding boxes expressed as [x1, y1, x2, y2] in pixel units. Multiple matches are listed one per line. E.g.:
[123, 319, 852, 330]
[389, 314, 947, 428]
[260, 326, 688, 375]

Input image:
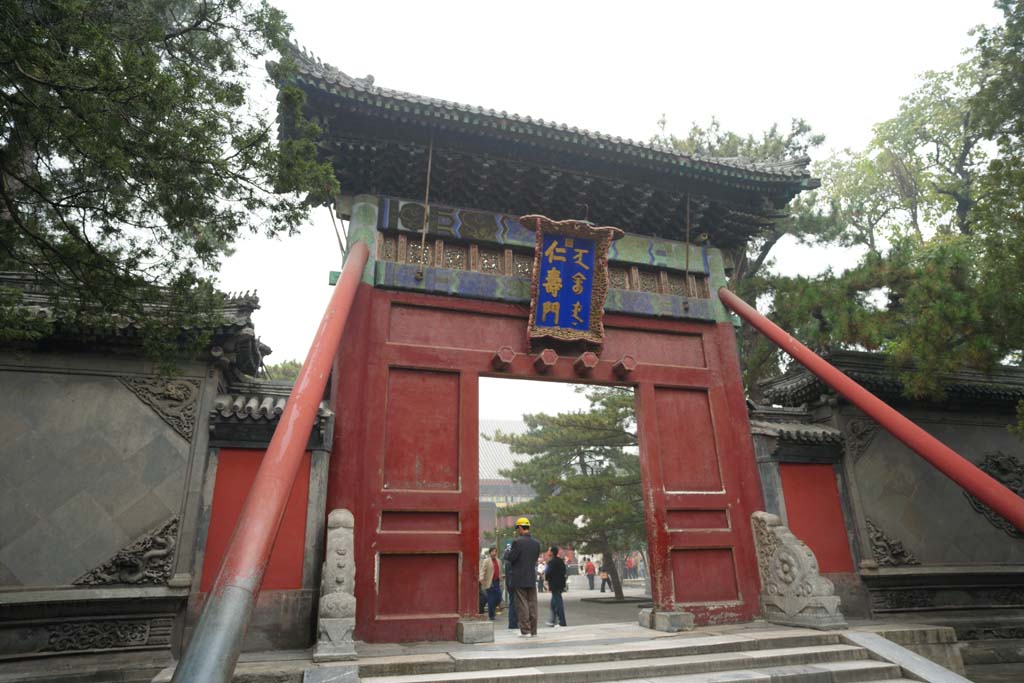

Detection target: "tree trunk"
[601, 547, 625, 600]
[641, 546, 651, 597]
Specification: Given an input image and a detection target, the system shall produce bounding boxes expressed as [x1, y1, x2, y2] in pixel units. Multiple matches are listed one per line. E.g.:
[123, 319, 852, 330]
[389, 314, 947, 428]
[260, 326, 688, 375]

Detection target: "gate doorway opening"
[478, 377, 649, 626]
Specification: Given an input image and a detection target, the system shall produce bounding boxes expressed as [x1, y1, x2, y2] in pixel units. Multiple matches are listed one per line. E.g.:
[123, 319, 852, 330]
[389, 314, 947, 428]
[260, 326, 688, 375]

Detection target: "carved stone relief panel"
[74, 517, 179, 586]
[964, 452, 1024, 539]
[845, 418, 877, 464]
[0, 371, 190, 587]
[870, 589, 936, 612]
[865, 519, 921, 567]
[119, 376, 201, 441]
[0, 616, 176, 657]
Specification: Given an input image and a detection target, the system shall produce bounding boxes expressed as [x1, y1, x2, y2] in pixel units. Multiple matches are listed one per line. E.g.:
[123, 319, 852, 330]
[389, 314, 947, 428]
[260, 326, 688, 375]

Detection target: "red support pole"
[172, 242, 369, 683]
[718, 286, 1024, 534]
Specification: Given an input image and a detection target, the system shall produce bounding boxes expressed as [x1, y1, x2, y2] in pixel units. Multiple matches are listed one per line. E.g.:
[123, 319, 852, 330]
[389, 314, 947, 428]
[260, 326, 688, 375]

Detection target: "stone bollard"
[313, 509, 357, 662]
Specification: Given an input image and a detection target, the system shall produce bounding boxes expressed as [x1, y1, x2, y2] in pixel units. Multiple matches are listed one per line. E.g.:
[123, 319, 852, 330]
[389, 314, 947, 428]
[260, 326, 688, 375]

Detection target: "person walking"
[584, 558, 596, 590]
[507, 517, 541, 637]
[479, 546, 504, 620]
[544, 545, 568, 628]
[599, 564, 611, 593]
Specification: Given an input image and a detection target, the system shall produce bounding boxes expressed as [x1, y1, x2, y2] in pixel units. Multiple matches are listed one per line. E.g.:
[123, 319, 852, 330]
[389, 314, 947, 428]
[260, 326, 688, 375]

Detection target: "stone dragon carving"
[865, 519, 921, 566]
[119, 376, 200, 441]
[74, 517, 178, 586]
[964, 452, 1024, 539]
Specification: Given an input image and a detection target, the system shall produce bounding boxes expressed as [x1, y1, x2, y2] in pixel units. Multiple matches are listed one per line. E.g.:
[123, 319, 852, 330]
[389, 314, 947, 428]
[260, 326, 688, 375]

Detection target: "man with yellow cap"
[506, 517, 541, 637]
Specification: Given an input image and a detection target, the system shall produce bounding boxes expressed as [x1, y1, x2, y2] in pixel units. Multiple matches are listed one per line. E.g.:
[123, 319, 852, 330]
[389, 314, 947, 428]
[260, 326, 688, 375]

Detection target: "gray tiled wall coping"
[859, 565, 1024, 577]
[0, 586, 189, 606]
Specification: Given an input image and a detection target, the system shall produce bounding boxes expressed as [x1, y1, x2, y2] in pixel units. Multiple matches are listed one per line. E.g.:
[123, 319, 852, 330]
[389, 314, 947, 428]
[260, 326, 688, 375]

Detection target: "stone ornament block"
[457, 619, 494, 643]
[751, 511, 848, 630]
[315, 509, 358, 662]
[314, 618, 356, 662]
[638, 607, 693, 632]
[304, 662, 359, 683]
[652, 610, 695, 633]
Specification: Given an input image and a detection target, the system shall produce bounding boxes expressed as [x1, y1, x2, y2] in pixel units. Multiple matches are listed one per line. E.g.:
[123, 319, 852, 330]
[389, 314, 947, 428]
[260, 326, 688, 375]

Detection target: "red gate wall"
[331, 286, 765, 641]
[779, 463, 854, 573]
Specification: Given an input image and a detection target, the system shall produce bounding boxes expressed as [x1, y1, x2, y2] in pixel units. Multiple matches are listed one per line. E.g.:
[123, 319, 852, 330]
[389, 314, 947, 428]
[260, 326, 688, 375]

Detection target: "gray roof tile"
[479, 419, 531, 480]
[282, 45, 815, 188]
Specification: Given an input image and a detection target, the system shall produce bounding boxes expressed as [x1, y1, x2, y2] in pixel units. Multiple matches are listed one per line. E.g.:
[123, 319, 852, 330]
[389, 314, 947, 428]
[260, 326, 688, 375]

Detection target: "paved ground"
[494, 574, 650, 629]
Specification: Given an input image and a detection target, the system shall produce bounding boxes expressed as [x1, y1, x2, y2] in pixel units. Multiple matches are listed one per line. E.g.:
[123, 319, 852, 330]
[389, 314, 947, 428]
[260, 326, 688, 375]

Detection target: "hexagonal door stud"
[612, 354, 637, 379]
[533, 348, 558, 374]
[573, 351, 599, 376]
[491, 346, 516, 371]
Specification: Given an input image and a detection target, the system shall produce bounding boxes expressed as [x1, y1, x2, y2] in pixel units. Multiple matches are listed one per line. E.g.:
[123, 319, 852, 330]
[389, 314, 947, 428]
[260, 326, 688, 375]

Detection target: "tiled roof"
[0, 272, 261, 335]
[749, 406, 844, 446]
[760, 351, 1024, 409]
[212, 379, 332, 423]
[285, 46, 815, 189]
[479, 419, 532, 480]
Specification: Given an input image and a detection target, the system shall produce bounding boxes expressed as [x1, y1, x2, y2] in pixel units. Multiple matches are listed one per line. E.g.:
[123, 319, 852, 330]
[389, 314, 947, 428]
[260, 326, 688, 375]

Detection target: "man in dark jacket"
[544, 545, 568, 627]
[507, 517, 541, 637]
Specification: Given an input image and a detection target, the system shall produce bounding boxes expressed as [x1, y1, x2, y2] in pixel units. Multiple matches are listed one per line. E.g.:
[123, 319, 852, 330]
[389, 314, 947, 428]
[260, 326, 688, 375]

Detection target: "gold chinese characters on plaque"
[524, 215, 623, 348]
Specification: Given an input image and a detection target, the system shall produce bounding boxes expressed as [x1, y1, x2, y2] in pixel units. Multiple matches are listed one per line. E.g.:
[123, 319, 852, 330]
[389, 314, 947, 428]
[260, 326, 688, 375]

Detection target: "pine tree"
[491, 386, 643, 600]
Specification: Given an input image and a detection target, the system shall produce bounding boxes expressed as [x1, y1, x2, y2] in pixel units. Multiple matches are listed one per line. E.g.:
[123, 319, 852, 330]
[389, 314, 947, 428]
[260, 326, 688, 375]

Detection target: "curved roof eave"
[275, 47, 819, 197]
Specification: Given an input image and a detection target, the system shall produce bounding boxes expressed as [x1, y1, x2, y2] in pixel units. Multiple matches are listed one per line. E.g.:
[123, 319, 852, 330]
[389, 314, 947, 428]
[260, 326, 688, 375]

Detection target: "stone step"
[639, 659, 903, 682]
[363, 644, 871, 683]
[360, 631, 843, 677]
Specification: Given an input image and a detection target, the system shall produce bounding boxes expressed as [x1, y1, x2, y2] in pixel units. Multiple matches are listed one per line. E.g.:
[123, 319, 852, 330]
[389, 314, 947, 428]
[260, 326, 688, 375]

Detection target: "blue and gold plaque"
[524, 215, 623, 348]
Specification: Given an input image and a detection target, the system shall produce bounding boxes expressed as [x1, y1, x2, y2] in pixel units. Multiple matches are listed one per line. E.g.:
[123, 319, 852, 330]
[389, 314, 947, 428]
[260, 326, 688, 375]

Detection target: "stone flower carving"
[751, 511, 847, 630]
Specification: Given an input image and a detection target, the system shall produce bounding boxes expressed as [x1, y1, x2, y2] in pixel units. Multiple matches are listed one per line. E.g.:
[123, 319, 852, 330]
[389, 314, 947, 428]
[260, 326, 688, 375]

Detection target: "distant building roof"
[479, 419, 531, 480]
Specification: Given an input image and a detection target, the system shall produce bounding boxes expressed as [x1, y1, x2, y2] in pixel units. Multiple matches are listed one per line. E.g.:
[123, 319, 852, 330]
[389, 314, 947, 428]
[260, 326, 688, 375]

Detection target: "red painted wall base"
[779, 463, 854, 573]
[201, 448, 311, 592]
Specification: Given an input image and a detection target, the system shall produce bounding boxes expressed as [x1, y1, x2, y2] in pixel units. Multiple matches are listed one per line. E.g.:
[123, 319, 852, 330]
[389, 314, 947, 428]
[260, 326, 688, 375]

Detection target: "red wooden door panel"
[636, 323, 763, 623]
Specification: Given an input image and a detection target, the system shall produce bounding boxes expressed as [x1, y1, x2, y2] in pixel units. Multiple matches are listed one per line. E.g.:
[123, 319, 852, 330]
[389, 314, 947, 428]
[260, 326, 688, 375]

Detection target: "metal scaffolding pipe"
[718, 286, 1024, 534]
[172, 241, 370, 683]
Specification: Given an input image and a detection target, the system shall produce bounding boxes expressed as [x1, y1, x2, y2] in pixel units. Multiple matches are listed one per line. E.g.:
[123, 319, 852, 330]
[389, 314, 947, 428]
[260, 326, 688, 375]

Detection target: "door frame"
[331, 287, 764, 641]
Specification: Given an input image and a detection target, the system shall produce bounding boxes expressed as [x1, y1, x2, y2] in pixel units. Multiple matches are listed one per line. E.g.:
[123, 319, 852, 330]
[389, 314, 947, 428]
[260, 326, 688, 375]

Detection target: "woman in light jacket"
[479, 546, 504, 620]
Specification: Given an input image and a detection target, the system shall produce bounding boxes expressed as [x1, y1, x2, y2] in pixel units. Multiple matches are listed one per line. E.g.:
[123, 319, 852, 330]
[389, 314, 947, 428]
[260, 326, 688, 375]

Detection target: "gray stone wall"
[844, 407, 1024, 567]
[0, 365, 202, 587]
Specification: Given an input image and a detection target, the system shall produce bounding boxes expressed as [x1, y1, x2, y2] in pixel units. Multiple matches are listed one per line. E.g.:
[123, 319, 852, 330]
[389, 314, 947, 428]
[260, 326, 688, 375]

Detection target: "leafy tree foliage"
[652, 4, 1024, 412]
[764, 1, 1024, 403]
[491, 386, 641, 599]
[652, 117, 831, 395]
[262, 358, 301, 382]
[0, 0, 336, 357]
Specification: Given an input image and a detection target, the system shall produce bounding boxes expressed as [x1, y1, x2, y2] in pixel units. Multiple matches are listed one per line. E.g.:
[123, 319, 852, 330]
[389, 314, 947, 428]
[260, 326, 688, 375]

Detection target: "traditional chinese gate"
[329, 196, 765, 642]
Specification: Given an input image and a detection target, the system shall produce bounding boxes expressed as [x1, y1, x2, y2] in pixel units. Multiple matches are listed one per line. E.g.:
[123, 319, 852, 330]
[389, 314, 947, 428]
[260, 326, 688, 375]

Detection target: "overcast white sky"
[217, 1, 1002, 415]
